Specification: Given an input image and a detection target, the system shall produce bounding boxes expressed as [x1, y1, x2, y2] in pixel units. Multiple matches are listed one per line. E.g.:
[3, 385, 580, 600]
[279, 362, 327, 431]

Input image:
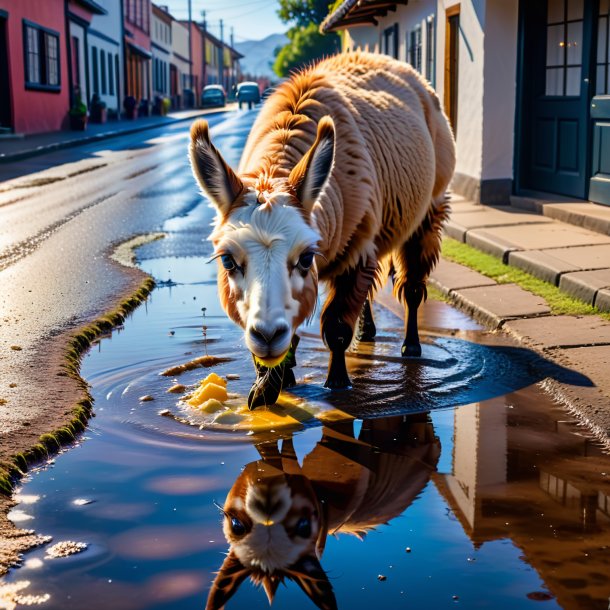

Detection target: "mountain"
[235, 33, 288, 80]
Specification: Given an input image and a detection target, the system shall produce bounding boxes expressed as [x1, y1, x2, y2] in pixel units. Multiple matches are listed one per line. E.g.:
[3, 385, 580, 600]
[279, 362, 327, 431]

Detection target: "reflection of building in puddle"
[206, 415, 440, 609]
[434, 393, 610, 609]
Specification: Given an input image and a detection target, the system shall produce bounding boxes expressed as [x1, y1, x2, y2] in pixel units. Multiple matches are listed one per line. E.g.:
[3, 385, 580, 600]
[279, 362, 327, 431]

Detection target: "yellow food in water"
[253, 351, 288, 369]
[199, 372, 226, 387]
[188, 382, 228, 407]
[199, 398, 225, 414]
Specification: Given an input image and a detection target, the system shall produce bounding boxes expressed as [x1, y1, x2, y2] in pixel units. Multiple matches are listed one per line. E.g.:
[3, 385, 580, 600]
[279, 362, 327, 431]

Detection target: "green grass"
[0, 276, 155, 496]
[441, 237, 610, 320]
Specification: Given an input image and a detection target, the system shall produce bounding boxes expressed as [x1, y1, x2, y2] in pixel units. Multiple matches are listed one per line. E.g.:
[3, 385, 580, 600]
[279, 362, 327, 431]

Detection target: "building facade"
[170, 18, 190, 108]
[323, 0, 610, 208]
[151, 3, 171, 101]
[0, 0, 71, 134]
[87, 0, 124, 115]
[123, 0, 152, 105]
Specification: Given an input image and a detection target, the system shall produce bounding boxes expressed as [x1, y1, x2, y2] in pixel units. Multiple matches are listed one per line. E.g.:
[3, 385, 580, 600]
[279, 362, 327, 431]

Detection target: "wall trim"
[451, 172, 513, 205]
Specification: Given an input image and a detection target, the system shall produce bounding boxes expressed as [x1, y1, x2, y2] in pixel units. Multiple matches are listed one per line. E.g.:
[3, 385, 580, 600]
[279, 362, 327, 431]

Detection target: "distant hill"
[235, 33, 288, 80]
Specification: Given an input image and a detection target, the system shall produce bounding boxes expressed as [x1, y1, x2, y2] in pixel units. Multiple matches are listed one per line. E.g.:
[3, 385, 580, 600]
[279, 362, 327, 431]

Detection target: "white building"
[88, 0, 124, 114]
[323, 0, 610, 210]
[151, 3, 171, 101]
[170, 18, 190, 108]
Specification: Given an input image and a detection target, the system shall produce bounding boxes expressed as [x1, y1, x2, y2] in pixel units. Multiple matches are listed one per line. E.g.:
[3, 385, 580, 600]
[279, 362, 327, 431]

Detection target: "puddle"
[2, 200, 610, 610]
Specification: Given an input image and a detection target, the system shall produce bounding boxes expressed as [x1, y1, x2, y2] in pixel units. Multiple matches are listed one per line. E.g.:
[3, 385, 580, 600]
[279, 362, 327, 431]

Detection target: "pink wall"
[1, 0, 71, 134]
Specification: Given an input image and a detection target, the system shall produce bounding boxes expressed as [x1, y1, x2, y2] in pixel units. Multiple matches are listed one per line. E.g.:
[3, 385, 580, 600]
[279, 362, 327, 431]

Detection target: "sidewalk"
[430, 193, 610, 442]
[0, 105, 235, 164]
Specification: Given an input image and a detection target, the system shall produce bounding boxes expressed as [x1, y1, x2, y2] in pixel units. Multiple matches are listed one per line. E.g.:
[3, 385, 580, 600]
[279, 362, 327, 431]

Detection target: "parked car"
[236, 82, 261, 109]
[201, 84, 226, 108]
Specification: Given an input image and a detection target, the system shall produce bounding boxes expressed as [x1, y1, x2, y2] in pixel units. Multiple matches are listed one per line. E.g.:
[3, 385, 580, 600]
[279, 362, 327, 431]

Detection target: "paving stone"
[542, 244, 610, 270]
[465, 230, 520, 261]
[559, 269, 610, 305]
[504, 315, 610, 349]
[595, 288, 610, 312]
[452, 284, 551, 327]
[449, 207, 553, 229]
[430, 259, 496, 293]
[559, 345, 610, 399]
[443, 219, 467, 242]
[469, 223, 610, 250]
[544, 202, 610, 236]
[508, 250, 580, 285]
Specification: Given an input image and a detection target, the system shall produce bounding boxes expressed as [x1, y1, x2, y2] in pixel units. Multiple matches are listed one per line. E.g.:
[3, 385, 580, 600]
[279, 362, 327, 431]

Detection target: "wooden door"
[0, 14, 11, 130]
[444, 5, 459, 137]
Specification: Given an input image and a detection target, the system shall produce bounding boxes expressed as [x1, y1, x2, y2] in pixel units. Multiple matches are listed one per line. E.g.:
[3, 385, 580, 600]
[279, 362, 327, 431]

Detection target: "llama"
[189, 52, 455, 408]
[205, 415, 440, 609]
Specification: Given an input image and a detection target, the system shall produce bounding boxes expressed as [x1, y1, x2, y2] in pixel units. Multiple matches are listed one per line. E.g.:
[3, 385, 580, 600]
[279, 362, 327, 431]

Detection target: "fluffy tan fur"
[239, 51, 455, 281]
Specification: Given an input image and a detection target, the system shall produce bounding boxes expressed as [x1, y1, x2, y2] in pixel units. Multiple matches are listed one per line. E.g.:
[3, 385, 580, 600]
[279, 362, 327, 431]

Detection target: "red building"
[0, 0, 70, 134]
[124, 0, 152, 106]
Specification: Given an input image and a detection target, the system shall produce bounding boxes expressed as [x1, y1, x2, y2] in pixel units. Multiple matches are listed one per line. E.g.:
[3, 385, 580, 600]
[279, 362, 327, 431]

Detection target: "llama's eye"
[297, 251, 315, 271]
[230, 517, 246, 536]
[295, 517, 311, 538]
[221, 254, 237, 271]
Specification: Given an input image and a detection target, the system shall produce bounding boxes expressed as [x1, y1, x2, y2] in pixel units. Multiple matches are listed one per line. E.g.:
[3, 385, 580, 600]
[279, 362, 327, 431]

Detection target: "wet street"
[1, 110, 610, 609]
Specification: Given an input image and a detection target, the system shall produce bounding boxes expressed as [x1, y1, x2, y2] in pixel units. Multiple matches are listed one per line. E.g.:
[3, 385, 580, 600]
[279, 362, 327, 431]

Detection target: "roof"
[152, 4, 174, 24]
[321, 0, 409, 33]
[73, 0, 106, 15]
[200, 26, 244, 59]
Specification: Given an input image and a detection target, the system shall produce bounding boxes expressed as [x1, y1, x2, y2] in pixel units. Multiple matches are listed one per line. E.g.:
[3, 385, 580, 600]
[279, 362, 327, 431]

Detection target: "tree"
[273, 0, 341, 78]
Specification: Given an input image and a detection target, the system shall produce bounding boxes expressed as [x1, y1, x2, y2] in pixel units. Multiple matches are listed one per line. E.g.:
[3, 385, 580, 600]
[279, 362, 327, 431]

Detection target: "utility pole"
[201, 10, 207, 87]
[187, 0, 193, 105]
[219, 19, 224, 91]
[230, 27, 235, 92]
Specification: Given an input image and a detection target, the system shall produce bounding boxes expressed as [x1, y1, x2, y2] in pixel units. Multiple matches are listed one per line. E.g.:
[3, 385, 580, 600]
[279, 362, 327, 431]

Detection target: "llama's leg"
[355, 297, 376, 342]
[393, 201, 449, 357]
[321, 261, 377, 389]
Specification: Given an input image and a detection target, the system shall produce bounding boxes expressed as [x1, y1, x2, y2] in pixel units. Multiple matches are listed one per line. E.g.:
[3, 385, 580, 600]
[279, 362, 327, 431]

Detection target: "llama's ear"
[205, 550, 251, 610]
[286, 555, 337, 610]
[289, 116, 335, 213]
[190, 119, 244, 217]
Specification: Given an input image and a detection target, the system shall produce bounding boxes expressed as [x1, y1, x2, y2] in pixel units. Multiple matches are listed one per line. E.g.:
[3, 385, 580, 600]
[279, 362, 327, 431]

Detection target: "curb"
[0, 108, 230, 165]
[428, 257, 610, 448]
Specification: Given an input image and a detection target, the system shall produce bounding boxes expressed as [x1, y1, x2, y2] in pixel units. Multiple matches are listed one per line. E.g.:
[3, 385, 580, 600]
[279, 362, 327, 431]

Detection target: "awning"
[127, 41, 152, 59]
[321, 0, 408, 33]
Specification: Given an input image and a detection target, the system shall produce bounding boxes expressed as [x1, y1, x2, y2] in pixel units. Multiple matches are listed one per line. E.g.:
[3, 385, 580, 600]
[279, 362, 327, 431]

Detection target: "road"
[0, 108, 254, 569]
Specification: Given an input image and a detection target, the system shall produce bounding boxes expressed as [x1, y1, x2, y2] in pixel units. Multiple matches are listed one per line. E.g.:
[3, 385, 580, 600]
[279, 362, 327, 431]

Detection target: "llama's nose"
[247, 321, 290, 355]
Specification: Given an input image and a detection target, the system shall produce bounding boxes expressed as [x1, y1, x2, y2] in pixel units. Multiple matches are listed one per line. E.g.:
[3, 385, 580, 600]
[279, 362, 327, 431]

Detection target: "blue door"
[589, 0, 610, 207]
[519, 0, 594, 199]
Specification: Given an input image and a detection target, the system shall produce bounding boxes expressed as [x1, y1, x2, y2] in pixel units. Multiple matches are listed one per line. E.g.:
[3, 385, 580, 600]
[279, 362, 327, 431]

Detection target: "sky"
[163, 0, 286, 43]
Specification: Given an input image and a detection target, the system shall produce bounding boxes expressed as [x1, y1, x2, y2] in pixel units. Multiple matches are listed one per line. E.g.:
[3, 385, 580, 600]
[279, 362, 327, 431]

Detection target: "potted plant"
[138, 98, 150, 117]
[162, 97, 171, 115]
[123, 95, 137, 119]
[69, 97, 88, 131]
[90, 93, 107, 124]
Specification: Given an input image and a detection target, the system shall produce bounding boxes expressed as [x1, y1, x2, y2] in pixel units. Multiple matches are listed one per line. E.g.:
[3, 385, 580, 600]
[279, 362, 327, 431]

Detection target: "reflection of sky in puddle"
[3, 258, 609, 609]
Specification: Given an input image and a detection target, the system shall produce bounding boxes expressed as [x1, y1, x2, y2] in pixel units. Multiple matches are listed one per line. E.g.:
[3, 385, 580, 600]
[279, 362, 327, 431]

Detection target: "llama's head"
[205, 457, 335, 610]
[189, 117, 335, 367]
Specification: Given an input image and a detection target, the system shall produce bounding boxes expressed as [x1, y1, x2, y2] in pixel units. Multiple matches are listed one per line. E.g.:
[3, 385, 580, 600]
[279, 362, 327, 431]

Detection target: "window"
[108, 52, 114, 95]
[383, 24, 399, 59]
[71, 35, 80, 87]
[101, 49, 107, 94]
[426, 16, 436, 86]
[92, 45, 99, 93]
[545, 0, 583, 96]
[23, 21, 60, 90]
[409, 26, 422, 72]
[597, 0, 610, 94]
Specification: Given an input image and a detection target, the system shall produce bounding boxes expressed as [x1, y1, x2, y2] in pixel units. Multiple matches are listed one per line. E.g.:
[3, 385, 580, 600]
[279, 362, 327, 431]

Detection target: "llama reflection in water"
[206, 414, 440, 609]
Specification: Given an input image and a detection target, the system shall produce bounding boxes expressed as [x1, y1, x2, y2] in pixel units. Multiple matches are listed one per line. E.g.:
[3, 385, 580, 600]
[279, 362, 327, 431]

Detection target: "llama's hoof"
[401, 342, 422, 358]
[324, 375, 353, 390]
